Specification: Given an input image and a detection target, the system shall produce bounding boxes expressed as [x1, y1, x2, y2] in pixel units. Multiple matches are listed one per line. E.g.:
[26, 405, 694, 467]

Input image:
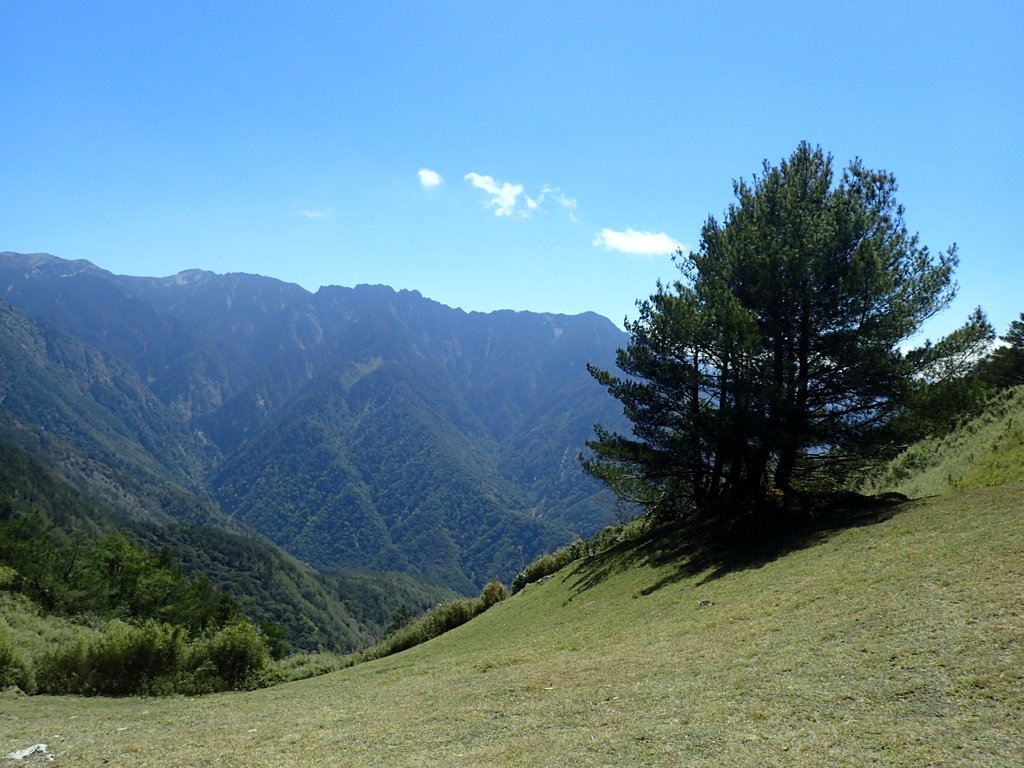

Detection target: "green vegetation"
[209, 351, 603, 592]
[0, 435, 460, 694]
[508, 524, 635, 594]
[890, 313, 1024, 444]
[0, 437, 453, 653]
[0, 497, 280, 695]
[32, 618, 271, 696]
[511, 538, 587, 594]
[0, 508, 236, 629]
[586, 143, 992, 529]
[366, 580, 510, 660]
[1, 481, 1019, 765]
[862, 384, 1024, 498]
[978, 312, 1024, 389]
[0, 258, 626, 596]
[0, 607, 31, 690]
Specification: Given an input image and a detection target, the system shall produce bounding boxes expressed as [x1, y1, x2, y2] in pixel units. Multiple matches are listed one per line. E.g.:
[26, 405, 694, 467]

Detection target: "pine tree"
[980, 313, 1024, 388]
[585, 143, 992, 529]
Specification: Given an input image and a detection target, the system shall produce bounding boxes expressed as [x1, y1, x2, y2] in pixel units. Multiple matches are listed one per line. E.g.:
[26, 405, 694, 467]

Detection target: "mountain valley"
[0, 251, 628, 647]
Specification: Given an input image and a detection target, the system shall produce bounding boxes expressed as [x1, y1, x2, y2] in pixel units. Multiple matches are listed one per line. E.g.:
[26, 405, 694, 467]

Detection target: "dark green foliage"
[369, 598, 484, 659]
[382, 605, 413, 636]
[141, 522, 373, 652]
[0, 505, 285, 695]
[585, 143, 993, 530]
[0, 449, 283, 695]
[32, 618, 274, 696]
[888, 311, 1023, 444]
[979, 313, 1024, 389]
[258, 620, 291, 660]
[0, 438, 440, 652]
[332, 569, 457, 642]
[187, 619, 272, 693]
[0, 621, 31, 691]
[209, 352, 592, 591]
[34, 621, 183, 696]
[0, 508, 238, 630]
[507, 524, 634, 595]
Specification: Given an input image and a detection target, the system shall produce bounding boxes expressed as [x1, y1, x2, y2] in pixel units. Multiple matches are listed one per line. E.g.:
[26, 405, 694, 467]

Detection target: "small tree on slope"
[584, 142, 992, 529]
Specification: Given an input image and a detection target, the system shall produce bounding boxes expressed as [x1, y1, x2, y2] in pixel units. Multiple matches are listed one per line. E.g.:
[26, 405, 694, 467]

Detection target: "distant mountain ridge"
[0, 251, 627, 592]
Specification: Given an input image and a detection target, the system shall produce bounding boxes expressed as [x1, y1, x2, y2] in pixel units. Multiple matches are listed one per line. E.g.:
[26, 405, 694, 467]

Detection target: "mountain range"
[0, 251, 627, 611]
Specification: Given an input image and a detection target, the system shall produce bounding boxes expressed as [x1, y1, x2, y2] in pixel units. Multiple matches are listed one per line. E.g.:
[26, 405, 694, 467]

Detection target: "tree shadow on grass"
[565, 493, 911, 600]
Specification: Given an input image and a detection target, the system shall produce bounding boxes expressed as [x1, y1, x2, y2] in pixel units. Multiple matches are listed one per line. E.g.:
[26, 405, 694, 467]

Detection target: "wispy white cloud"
[299, 207, 334, 220]
[418, 168, 443, 189]
[463, 174, 579, 221]
[538, 184, 577, 212]
[593, 228, 683, 256]
[537, 184, 578, 222]
[464, 172, 525, 217]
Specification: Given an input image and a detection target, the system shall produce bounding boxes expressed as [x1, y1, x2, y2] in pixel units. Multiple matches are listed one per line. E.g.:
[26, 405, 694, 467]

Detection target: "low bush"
[370, 596, 482, 658]
[187, 619, 274, 693]
[32, 617, 274, 696]
[509, 521, 649, 596]
[367, 579, 511, 660]
[511, 539, 587, 594]
[35, 620, 187, 696]
[0, 620, 32, 691]
[480, 579, 509, 608]
[272, 651, 355, 683]
[34, 637, 92, 695]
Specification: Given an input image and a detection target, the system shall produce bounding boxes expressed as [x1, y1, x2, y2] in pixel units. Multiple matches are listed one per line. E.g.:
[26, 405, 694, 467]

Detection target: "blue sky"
[3, 1, 1021, 339]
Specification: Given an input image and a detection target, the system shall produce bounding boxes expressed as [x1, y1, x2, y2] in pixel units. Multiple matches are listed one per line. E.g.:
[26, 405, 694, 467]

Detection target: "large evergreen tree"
[585, 142, 991, 526]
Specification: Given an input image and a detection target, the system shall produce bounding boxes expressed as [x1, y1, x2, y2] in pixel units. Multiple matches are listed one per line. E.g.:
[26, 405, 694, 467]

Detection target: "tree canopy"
[980, 313, 1024, 389]
[585, 142, 992, 528]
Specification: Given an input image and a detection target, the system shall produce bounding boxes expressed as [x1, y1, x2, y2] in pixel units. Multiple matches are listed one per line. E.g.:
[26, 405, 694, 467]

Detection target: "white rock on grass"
[3, 743, 53, 762]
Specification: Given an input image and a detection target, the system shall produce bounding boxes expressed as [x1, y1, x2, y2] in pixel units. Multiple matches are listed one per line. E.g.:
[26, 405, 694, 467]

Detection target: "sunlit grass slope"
[863, 384, 1024, 498]
[3, 483, 1022, 767]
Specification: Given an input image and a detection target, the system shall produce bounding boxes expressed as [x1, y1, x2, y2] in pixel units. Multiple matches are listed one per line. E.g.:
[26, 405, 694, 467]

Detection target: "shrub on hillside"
[508, 523, 648, 595]
[187, 619, 273, 693]
[511, 539, 587, 594]
[371, 597, 482, 658]
[32, 617, 274, 696]
[368, 579, 511, 660]
[89, 620, 186, 696]
[480, 579, 509, 608]
[0, 620, 32, 692]
[34, 638, 90, 695]
[35, 620, 187, 696]
[273, 651, 354, 683]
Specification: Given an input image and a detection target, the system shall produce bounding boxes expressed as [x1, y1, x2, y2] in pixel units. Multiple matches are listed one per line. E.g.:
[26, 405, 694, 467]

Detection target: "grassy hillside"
[3, 482, 1020, 766]
[862, 384, 1024, 498]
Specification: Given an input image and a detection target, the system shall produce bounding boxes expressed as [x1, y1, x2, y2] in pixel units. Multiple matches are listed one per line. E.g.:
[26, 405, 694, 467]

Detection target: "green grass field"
[862, 385, 1024, 498]
[3, 481, 1021, 766]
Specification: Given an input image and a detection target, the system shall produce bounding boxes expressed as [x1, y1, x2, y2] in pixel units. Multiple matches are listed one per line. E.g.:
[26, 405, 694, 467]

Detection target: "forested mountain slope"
[0, 438, 452, 651]
[0, 251, 627, 591]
